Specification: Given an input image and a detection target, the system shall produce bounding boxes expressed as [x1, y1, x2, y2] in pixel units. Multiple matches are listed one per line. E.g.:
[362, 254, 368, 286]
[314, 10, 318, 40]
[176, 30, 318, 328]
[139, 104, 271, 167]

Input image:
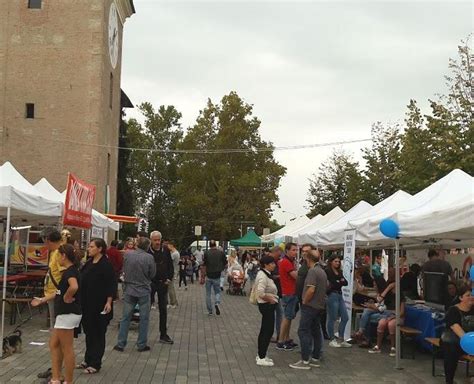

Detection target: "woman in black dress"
[78, 238, 116, 374]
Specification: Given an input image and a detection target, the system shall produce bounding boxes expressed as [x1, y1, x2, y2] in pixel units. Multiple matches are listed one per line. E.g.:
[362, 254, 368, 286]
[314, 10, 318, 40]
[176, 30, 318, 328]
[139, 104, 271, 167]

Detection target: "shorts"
[54, 313, 82, 329]
[281, 295, 298, 320]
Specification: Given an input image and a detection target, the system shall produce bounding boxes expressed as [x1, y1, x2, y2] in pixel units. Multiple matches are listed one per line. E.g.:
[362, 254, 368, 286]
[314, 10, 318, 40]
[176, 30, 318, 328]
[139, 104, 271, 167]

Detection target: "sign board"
[342, 229, 356, 340]
[194, 226, 202, 236]
[63, 173, 96, 228]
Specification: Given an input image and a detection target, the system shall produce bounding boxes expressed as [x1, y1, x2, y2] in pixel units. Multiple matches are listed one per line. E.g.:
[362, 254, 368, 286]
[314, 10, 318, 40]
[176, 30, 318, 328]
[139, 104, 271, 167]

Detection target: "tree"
[362, 122, 402, 204]
[174, 92, 286, 242]
[306, 150, 364, 216]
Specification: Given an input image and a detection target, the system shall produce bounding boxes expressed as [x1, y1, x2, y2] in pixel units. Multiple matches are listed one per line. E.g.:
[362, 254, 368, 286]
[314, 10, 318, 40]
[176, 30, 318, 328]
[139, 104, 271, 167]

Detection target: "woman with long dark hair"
[325, 255, 351, 348]
[31, 244, 81, 384]
[78, 238, 116, 374]
[441, 286, 474, 384]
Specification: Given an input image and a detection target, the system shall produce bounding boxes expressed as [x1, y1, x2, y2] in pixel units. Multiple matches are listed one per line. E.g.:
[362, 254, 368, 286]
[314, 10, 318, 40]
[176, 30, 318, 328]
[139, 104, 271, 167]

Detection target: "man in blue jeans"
[200, 240, 227, 315]
[114, 237, 156, 352]
[290, 249, 327, 370]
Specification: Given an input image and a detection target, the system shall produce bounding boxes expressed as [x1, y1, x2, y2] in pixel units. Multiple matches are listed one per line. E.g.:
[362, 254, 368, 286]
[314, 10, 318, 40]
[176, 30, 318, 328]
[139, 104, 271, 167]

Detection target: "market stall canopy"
[34, 179, 118, 231]
[261, 215, 310, 243]
[346, 190, 412, 246]
[315, 201, 373, 247]
[392, 169, 473, 244]
[0, 162, 63, 221]
[295, 206, 345, 244]
[230, 230, 263, 247]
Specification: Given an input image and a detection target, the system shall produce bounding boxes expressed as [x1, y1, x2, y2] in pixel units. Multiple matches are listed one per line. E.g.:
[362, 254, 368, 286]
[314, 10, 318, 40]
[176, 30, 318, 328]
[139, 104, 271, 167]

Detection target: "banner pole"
[395, 239, 402, 370]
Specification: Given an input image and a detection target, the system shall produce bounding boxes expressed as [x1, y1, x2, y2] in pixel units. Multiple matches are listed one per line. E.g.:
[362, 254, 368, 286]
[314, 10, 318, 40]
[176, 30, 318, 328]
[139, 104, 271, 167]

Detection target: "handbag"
[249, 284, 258, 305]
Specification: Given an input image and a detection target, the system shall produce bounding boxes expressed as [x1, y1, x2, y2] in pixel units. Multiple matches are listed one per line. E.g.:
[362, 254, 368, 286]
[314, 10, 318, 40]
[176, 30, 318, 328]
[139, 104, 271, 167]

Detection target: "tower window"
[26, 103, 35, 119]
[28, 0, 42, 9]
[109, 73, 113, 109]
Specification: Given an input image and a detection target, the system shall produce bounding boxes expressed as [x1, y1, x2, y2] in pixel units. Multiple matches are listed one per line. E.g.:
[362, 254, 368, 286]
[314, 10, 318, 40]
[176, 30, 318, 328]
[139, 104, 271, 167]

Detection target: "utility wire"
[55, 138, 371, 154]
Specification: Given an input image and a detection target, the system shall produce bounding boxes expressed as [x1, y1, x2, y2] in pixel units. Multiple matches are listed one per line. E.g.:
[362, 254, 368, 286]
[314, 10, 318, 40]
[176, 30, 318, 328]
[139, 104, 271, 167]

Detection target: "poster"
[63, 173, 96, 228]
[342, 229, 356, 340]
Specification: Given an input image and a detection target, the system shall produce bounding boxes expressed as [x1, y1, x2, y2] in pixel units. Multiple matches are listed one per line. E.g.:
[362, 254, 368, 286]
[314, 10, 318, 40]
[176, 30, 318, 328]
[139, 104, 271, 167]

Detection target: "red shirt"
[279, 256, 296, 296]
[106, 246, 123, 276]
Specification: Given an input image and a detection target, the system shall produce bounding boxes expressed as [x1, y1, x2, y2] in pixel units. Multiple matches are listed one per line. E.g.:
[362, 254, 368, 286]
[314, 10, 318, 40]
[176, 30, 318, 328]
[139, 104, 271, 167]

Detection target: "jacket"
[255, 269, 279, 304]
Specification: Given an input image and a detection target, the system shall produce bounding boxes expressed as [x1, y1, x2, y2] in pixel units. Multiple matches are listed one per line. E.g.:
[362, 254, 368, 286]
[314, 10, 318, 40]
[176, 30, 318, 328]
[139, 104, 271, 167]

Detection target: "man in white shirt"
[167, 241, 180, 308]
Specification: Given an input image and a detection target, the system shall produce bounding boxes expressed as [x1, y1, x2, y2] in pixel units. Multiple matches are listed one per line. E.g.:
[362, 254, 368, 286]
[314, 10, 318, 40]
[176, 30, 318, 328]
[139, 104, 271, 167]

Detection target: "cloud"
[121, 0, 472, 224]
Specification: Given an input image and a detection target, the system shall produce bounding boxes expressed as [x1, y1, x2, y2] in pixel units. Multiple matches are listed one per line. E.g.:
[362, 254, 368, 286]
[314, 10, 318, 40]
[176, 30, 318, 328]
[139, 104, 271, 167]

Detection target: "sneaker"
[289, 360, 311, 370]
[329, 339, 342, 348]
[167, 304, 171, 309]
[255, 356, 274, 363]
[113, 345, 124, 352]
[287, 340, 298, 348]
[256, 357, 274, 367]
[389, 347, 396, 357]
[309, 358, 320, 368]
[368, 346, 381, 354]
[184, 286, 188, 290]
[137, 346, 151, 352]
[215, 305, 221, 316]
[207, 311, 213, 316]
[159, 335, 174, 344]
[276, 342, 294, 351]
[170, 305, 177, 309]
[151, 305, 156, 309]
[339, 341, 352, 348]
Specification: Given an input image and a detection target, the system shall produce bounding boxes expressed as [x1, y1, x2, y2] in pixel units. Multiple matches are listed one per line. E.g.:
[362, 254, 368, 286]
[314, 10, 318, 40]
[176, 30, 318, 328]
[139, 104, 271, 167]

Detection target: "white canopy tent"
[295, 206, 345, 244]
[261, 215, 310, 243]
[346, 190, 413, 247]
[35, 178, 119, 231]
[350, 169, 474, 246]
[315, 201, 373, 247]
[0, 162, 63, 358]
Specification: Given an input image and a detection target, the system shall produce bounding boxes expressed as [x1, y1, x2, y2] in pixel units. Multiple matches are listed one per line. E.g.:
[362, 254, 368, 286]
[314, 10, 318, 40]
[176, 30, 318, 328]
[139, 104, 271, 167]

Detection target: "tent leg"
[1, 206, 11, 358]
[395, 239, 402, 370]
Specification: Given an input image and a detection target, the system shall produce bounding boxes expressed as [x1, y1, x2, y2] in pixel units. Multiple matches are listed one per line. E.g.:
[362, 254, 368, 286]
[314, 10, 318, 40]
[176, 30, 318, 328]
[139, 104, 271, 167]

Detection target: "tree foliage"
[306, 37, 473, 214]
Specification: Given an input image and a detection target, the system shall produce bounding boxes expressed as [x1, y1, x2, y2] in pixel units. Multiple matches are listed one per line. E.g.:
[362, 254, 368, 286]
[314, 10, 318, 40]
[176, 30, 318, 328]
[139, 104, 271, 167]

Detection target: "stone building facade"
[0, 0, 135, 213]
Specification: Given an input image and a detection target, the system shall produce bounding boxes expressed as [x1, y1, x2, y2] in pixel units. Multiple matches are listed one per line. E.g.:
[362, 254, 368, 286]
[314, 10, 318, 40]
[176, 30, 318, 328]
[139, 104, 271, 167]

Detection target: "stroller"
[227, 270, 246, 296]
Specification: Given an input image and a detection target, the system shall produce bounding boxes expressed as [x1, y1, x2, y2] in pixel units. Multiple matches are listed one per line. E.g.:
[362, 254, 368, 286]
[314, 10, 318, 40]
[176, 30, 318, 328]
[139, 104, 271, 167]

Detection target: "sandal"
[84, 366, 98, 374]
[76, 362, 87, 369]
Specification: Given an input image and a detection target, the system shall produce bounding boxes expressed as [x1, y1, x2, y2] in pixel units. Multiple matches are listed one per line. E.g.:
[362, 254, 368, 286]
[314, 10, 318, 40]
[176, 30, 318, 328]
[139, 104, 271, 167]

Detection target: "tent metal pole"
[1, 206, 12, 358]
[25, 228, 30, 272]
[395, 239, 402, 370]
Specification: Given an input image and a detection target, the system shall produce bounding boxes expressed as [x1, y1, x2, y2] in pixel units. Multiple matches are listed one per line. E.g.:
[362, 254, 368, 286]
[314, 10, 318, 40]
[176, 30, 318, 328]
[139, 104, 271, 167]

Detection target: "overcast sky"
[121, 0, 472, 225]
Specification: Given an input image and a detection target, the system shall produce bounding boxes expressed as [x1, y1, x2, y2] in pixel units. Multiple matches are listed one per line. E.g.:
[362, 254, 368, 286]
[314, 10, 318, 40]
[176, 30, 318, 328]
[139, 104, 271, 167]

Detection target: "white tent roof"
[0, 162, 62, 221]
[350, 169, 474, 246]
[35, 178, 118, 231]
[347, 190, 412, 245]
[296, 206, 345, 244]
[315, 201, 373, 247]
[262, 215, 310, 242]
[393, 169, 473, 243]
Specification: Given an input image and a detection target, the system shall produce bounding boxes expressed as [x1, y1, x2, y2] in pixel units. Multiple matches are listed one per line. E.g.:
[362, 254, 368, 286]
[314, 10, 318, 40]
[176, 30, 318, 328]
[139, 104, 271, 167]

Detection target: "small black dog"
[2, 329, 22, 356]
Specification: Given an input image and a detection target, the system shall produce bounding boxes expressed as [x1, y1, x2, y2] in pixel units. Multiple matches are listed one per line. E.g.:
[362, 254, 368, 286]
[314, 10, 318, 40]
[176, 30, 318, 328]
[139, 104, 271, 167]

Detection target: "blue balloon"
[379, 219, 400, 239]
[461, 332, 474, 355]
[470, 265, 474, 280]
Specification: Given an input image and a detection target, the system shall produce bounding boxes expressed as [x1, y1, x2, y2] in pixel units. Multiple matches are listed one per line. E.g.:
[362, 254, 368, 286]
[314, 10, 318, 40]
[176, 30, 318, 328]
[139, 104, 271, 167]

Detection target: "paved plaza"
[0, 283, 470, 384]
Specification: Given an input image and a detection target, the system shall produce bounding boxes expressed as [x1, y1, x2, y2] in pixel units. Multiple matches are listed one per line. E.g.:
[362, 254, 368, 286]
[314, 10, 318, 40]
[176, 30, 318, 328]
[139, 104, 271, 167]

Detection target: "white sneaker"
[256, 357, 274, 367]
[389, 347, 396, 357]
[340, 341, 352, 348]
[368, 346, 381, 354]
[289, 360, 311, 370]
[329, 339, 341, 348]
[170, 305, 177, 309]
[255, 356, 274, 363]
[185, 286, 188, 290]
[151, 305, 156, 310]
[166, 304, 171, 309]
[309, 358, 320, 368]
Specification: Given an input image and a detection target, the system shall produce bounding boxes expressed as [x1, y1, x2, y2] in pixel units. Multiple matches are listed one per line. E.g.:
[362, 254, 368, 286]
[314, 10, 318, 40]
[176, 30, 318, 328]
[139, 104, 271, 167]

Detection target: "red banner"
[63, 173, 96, 228]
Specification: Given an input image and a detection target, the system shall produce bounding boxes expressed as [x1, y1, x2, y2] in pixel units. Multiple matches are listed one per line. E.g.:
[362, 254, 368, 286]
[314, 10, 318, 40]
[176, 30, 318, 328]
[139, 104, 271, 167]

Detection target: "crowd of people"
[248, 243, 473, 384]
[26, 228, 473, 384]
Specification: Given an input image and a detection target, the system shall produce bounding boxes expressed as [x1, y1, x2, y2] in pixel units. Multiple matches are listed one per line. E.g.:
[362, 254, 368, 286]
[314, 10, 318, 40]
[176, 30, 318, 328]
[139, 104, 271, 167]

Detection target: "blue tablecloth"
[405, 304, 445, 350]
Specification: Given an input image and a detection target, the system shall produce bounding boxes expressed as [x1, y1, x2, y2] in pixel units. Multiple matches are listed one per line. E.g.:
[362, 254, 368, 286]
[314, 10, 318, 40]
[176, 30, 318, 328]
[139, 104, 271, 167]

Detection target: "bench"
[2, 297, 33, 325]
[425, 337, 474, 377]
[400, 326, 422, 359]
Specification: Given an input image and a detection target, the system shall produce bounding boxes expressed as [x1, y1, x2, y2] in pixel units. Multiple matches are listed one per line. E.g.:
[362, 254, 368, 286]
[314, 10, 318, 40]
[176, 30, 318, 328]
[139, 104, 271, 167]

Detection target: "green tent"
[230, 230, 262, 247]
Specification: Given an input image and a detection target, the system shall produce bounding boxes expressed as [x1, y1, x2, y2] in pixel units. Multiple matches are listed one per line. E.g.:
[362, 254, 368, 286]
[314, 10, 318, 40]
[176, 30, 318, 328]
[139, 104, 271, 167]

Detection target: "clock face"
[108, 2, 119, 69]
